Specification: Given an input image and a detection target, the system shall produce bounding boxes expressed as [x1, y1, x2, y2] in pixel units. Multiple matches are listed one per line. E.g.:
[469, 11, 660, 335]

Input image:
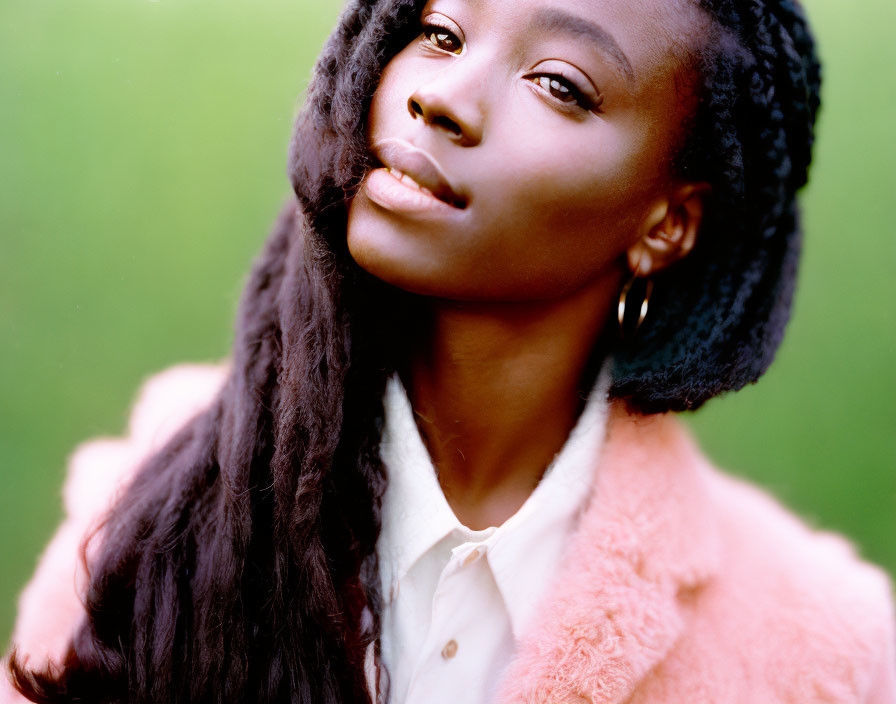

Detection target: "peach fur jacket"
[3, 363, 895, 704]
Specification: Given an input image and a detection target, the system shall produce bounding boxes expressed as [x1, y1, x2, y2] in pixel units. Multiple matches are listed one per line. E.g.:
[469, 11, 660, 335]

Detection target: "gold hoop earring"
[617, 255, 654, 339]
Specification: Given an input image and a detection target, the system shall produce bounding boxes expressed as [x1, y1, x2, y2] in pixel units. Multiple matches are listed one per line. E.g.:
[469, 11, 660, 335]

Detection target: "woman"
[4, 0, 895, 702]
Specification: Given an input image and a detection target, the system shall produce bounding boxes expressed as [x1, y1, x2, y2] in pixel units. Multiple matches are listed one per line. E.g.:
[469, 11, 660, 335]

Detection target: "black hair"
[611, 0, 823, 412]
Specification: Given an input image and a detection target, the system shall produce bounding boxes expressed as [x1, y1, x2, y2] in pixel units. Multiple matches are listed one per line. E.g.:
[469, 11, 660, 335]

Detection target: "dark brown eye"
[531, 75, 584, 106]
[423, 25, 463, 54]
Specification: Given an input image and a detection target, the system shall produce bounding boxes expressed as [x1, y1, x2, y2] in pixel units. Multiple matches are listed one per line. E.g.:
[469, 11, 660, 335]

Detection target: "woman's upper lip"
[372, 138, 468, 208]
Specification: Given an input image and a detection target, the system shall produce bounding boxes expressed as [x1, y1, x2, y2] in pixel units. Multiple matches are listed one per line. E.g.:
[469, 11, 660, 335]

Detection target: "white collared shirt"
[367, 359, 613, 704]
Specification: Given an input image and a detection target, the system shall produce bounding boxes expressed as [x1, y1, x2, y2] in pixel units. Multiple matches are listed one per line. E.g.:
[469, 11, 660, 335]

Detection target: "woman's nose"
[407, 67, 485, 147]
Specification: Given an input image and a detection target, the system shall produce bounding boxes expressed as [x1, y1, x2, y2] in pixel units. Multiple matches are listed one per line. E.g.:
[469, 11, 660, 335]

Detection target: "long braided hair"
[8, 0, 821, 701]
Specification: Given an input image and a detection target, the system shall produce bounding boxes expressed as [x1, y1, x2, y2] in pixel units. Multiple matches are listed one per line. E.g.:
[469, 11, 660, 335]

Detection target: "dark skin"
[347, 0, 711, 529]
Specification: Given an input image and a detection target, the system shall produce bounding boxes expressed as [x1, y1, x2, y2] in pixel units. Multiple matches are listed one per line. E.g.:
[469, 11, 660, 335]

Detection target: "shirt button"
[463, 548, 482, 567]
[441, 639, 458, 659]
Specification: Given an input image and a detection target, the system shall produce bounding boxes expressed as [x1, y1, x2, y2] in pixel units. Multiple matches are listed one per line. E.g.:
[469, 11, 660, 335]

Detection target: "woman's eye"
[423, 25, 463, 54]
[530, 74, 591, 109]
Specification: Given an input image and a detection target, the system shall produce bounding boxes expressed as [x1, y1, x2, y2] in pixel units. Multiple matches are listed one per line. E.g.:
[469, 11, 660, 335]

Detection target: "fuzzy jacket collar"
[494, 400, 722, 704]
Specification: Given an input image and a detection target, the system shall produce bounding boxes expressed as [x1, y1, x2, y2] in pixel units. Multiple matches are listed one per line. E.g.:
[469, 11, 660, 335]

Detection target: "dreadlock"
[7, 0, 821, 701]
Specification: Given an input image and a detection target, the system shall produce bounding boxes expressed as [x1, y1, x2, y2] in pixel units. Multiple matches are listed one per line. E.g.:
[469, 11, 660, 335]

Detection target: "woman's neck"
[399, 273, 620, 530]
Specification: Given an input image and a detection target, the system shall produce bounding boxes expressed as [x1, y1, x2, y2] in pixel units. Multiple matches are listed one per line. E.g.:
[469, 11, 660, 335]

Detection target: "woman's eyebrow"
[528, 7, 635, 85]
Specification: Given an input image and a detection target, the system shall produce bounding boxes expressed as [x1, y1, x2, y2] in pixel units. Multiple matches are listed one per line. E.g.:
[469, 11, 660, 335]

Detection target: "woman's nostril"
[434, 115, 462, 136]
[407, 95, 465, 139]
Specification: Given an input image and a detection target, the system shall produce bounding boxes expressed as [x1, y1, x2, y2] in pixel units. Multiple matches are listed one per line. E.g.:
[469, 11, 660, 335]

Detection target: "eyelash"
[419, 22, 603, 113]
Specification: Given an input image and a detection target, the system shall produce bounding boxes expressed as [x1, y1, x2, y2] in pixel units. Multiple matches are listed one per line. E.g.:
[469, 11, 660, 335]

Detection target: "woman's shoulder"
[702, 458, 892, 602]
[4, 361, 230, 687]
[695, 453, 895, 699]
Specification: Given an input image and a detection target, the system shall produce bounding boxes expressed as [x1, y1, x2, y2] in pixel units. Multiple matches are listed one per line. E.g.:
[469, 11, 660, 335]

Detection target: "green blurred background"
[1, 0, 893, 646]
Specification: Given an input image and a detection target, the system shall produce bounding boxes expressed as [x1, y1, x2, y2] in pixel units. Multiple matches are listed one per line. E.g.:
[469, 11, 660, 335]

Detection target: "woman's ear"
[626, 181, 711, 276]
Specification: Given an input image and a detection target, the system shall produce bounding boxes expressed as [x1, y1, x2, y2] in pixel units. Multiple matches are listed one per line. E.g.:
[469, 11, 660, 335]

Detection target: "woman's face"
[346, 0, 703, 301]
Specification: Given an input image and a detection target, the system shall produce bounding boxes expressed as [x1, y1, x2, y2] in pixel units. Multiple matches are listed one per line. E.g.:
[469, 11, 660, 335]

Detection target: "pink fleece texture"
[3, 363, 895, 703]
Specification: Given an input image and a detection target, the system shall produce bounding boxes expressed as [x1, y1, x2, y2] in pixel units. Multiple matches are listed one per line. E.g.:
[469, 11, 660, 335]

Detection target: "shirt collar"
[377, 358, 614, 638]
[377, 370, 460, 599]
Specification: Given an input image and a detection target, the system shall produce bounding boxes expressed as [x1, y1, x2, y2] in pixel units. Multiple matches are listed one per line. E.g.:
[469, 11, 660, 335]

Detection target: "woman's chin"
[346, 231, 434, 299]
[348, 250, 463, 301]
[346, 195, 456, 299]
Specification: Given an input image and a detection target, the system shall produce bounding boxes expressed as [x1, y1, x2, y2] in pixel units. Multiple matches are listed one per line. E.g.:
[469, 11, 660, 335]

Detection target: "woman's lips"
[364, 167, 467, 216]
[372, 138, 468, 209]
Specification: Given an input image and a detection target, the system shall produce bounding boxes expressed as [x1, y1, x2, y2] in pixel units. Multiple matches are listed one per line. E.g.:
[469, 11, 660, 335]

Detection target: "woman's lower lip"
[363, 167, 465, 217]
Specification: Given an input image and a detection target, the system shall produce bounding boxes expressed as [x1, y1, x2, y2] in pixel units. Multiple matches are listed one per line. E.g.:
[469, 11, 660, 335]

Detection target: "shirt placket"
[403, 540, 495, 703]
